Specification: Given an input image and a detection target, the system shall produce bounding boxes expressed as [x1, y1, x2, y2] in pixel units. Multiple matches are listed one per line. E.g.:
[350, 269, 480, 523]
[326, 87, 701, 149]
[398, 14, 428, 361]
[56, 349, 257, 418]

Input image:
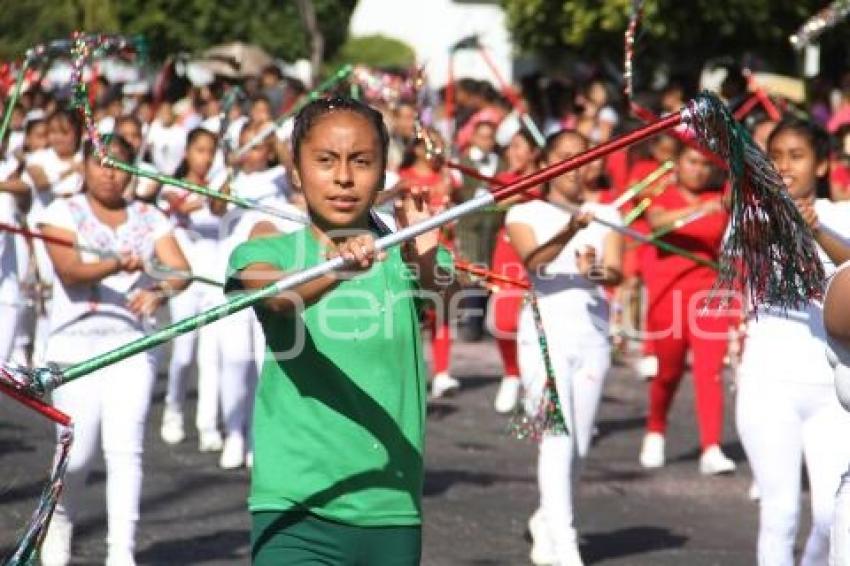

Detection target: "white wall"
[349, 0, 513, 88]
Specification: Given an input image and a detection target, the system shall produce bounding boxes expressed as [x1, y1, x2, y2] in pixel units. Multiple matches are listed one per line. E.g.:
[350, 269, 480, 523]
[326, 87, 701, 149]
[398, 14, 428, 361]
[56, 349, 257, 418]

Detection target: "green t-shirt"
[227, 226, 451, 527]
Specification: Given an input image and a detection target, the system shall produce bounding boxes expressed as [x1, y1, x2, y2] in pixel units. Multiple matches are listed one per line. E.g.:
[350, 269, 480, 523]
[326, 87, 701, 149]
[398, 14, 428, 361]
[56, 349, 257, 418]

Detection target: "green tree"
[329, 35, 416, 71]
[502, 0, 849, 77]
[0, 0, 357, 63]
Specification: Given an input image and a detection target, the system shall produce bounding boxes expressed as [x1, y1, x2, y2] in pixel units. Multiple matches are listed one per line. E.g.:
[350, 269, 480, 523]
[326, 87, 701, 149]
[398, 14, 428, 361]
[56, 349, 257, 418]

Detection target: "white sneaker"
[528, 509, 557, 565]
[699, 445, 736, 475]
[198, 428, 223, 452]
[635, 355, 659, 381]
[639, 432, 665, 468]
[160, 406, 185, 445]
[219, 434, 245, 470]
[748, 481, 760, 501]
[40, 510, 72, 566]
[494, 377, 521, 414]
[555, 542, 585, 566]
[246, 451, 254, 469]
[105, 549, 136, 566]
[431, 372, 460, 398]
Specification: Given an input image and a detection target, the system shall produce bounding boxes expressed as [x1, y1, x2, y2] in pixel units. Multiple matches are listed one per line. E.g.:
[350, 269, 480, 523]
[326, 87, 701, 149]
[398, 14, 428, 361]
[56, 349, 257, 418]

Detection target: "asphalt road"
[1, 337, 806, 565]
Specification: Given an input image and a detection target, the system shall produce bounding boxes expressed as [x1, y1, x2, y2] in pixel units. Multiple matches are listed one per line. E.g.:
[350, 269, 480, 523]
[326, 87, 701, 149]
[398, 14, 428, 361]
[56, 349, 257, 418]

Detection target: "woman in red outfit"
[397, 131, 459, 398]
[638, 145, 737, 475]
[490, 128, 540, 413]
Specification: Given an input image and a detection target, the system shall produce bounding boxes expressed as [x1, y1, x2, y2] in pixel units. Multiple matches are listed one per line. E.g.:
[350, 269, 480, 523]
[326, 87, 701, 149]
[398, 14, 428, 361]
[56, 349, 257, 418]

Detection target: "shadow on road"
[581, 526, 689, 564]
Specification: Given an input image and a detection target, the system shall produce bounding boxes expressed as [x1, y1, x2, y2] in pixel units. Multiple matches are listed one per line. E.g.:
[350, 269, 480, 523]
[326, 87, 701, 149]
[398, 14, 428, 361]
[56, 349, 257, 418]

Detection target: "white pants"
[0, 302, 18, 361]
[737, 374, 850, 566]
[50, 332, 156, 557]
[210, 306, 257, 441]
[164, 281, 220, 432]
[518, 307, 610, 557]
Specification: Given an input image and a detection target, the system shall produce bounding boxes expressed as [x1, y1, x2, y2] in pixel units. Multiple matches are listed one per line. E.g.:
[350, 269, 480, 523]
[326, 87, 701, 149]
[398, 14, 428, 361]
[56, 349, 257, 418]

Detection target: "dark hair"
[510, 127, 539, 151]
[543, 128, 589, 162]
[47, 108, 84, 151]
[291, 95, 390, 170]
[83, 134, 134, 163]
[115, 114, 142, 134]
[173, 127, 217, 179]
[768, 116, 831, 198]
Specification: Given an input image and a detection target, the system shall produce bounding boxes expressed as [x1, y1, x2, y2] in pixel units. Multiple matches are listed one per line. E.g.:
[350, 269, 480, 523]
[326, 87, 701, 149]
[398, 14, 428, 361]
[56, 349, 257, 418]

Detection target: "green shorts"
[251, 510, 422, 565]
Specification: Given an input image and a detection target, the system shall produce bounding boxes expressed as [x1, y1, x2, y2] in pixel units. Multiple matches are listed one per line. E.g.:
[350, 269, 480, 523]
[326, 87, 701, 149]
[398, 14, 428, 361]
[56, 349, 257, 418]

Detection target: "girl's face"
[238, 129, 271, 173]
[251, 100, 272, 124]
[116, 121, 143, 152]
[506, 134, 536, 173]
[295, 111, 383, 230]
[85, 145, 131, 206]
[546, 134, 587, 202]
[187, 133, 216, 177]
[651, 135, 678, 164]
[48, 118, 79, 157]
[768, 129, 827, 200]
[676, 148, 712, 192]
[26, 122, 48, 152]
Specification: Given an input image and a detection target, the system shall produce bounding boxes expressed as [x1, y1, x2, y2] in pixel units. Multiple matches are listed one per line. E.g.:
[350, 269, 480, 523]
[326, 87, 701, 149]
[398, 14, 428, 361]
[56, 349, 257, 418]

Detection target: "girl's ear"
[290, 168, 302, 190]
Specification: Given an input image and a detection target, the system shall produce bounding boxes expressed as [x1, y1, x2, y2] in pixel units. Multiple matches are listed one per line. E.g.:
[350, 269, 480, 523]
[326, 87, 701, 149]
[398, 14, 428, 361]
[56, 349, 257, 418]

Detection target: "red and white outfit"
[643, 185, 733, 450]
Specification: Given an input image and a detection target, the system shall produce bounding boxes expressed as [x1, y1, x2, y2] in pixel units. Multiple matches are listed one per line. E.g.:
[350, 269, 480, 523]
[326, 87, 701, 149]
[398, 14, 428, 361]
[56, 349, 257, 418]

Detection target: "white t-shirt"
[147, 120, 187, 175]
[0, 192, 19, 304]
[37, 194, 172, 340]
[505, 199, 621, 335]
[23, 148, 84, 213]
[740, 199, 850, 384]
[230, 166, 289, 204]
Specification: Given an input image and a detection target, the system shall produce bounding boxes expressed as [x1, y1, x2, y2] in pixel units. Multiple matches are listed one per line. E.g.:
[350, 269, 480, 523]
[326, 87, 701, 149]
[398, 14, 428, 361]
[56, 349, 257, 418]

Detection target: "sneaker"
[639, 432, 665, 469]
[160, 406, 185, 445]
[198, 428, 223, 453]
[699, 445, 736, 475]
[431, 372, 460, 398]
[40, 510, 73, 566]
[494, 376, 521, 414]
[528, 509, 557, 566]
[105, 549, 136, 566]
[555, 542, 585, 566]
[219, 434, 245, 470]
[748, 481, 760, 501]
[635, 355, 659, 381]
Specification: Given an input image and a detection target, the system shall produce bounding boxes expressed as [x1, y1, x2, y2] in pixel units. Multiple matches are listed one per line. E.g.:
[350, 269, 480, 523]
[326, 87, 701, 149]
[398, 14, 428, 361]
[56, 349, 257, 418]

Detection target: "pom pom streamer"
[2, 425, 73, 566]
[510, 292, 568, 439]
[0, 363, 73, 566]
[16, 92, 820, 401]
[790, 0, 850, 49]
[624, 0, 645, 102]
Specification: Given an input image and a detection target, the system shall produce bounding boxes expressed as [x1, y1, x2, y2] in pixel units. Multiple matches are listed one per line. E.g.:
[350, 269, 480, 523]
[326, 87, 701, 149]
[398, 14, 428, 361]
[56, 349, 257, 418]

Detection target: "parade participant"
[159, 127, 226, 452]
[38, 136, 190, 566]
[227, 95, 455, 565]
[490, 128, 539, 413]
[637, 145, 736, 475]
[397, 129, 459, 398]
[737, 117, 850, 566]
[506, 129, 623, 565]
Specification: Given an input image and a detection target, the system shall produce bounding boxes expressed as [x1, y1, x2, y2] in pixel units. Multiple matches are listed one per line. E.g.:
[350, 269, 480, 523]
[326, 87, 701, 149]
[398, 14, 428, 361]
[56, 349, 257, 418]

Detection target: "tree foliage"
[0, 0, 357, 63]
[328, 34, 416, 71]
[502, 0, 850, 77]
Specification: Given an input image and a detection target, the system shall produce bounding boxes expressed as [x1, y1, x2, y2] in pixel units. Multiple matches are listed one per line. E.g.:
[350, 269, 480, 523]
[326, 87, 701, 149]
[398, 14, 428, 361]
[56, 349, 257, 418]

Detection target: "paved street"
[1, 337, 807, 565]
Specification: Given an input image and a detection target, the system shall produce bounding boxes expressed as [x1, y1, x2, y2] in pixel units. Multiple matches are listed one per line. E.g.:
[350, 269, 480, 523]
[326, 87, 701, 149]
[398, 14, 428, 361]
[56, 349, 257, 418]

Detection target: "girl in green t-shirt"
[228, 96, 456, 565]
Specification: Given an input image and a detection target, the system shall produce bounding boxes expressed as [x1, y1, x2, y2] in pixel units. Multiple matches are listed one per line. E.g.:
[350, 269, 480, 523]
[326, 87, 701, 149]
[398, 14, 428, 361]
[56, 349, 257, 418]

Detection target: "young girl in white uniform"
[506, 130, 623, 566]
[736, 117, 850, 566]
[210, 120, 296, 469]
[38, 137, 190, 566]
[159, 127, 227, 451]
